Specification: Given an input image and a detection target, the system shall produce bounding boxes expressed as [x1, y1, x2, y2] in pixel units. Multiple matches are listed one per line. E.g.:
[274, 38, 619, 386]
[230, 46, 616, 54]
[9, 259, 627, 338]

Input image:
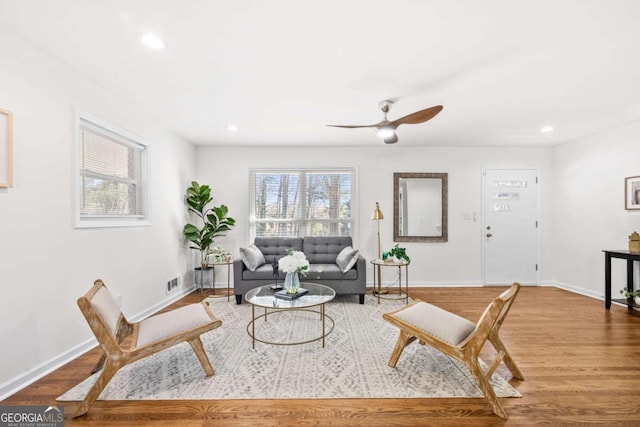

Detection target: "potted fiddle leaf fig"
[183, 181, 235, 288]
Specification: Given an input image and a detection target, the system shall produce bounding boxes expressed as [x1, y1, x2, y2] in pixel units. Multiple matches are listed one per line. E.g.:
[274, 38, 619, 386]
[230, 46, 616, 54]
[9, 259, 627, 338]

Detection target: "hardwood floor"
[3, 286, 640, 426]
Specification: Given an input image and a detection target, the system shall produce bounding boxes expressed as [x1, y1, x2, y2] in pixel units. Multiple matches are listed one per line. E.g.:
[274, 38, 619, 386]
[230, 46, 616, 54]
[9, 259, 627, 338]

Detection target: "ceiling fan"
[327, 100, 443, 144]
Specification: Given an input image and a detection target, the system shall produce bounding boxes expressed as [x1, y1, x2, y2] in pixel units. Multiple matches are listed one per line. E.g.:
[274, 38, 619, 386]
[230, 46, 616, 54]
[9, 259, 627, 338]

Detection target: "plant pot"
[195, 266, 214, 289]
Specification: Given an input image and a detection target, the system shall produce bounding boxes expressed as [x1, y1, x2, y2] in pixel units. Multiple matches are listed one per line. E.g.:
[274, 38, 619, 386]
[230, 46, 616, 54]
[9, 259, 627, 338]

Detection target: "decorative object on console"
[619, 288, 640, 305]
[629, 231, 640, 254]
[371, 202, 384, 259]
[183, 181, 236, 289]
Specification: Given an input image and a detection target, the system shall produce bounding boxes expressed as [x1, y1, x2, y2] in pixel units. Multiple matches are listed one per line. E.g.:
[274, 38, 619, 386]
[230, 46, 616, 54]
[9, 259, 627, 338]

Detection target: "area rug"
[57, 295, 520, 401]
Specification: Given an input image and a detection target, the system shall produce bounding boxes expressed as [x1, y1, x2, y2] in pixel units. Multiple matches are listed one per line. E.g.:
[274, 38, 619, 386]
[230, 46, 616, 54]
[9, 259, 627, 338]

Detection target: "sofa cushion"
[239, 244, 266, 271]
[303, 236, 353, 264]
[304, 264, 358, 281]
[336, 246, 359, 273]
[255, 237, 303, 264]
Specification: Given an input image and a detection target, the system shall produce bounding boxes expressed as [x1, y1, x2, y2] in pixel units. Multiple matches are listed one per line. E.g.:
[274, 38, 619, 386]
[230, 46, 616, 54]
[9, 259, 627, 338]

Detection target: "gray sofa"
[233, 236, 366, 304]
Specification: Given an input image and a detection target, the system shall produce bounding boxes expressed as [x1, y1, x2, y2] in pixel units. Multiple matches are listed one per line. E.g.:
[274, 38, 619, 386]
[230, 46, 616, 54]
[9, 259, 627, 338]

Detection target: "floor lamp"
[371, 202, 384, 260]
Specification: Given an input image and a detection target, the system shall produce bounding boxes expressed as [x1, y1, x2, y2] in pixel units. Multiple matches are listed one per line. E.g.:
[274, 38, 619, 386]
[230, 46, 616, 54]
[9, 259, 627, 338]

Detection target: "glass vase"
[284, 271, 300, 294]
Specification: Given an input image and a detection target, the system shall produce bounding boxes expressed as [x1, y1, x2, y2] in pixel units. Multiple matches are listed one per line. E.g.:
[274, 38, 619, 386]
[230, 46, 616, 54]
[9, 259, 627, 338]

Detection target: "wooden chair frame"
[383, 282, 523, 419]
[74, 279, 222, 417]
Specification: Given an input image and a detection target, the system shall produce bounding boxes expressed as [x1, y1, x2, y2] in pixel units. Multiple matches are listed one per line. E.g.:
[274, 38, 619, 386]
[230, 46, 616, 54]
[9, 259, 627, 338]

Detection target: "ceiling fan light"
[377, 127, 395, 139]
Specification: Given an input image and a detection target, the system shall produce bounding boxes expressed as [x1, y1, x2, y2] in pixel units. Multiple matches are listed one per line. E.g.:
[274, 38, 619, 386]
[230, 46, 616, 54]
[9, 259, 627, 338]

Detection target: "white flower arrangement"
[278, 250, 310, 275]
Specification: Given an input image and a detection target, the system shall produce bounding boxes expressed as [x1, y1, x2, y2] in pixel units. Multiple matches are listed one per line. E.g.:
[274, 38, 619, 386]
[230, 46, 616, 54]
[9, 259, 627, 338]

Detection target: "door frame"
[481, 168, 541, 286]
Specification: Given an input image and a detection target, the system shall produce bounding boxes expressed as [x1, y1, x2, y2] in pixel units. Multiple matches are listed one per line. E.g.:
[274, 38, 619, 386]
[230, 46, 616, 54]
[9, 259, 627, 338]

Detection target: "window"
[74, 111, 149, 228]
[249, 168, 356, 240]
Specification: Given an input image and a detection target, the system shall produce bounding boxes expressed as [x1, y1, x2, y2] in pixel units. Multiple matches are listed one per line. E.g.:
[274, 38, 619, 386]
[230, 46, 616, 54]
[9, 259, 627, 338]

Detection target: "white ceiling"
[2, 0, 640, 147]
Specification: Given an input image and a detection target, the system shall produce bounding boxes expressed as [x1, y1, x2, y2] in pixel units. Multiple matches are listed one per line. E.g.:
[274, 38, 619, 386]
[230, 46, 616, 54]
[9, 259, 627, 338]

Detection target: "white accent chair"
[74, 279, 222, 417]
[382, 282, 523, 419]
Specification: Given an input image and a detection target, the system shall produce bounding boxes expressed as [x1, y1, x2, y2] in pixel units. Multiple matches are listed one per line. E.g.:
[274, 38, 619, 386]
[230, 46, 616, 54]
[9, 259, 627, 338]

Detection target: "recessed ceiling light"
[226, 124, 238, 132]
[139, 33, 166, 50]
[540, 125, 554, 133]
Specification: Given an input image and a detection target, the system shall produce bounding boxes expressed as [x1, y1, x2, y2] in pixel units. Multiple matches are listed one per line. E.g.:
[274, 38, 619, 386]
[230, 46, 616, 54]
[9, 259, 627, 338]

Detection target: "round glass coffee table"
[244, 282, 335, 349]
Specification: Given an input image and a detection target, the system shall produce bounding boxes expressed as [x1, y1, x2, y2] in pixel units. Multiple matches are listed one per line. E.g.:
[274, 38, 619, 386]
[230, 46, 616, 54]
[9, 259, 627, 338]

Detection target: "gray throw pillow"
[336, 246, 359, 273]
[239, 244, 266, 271]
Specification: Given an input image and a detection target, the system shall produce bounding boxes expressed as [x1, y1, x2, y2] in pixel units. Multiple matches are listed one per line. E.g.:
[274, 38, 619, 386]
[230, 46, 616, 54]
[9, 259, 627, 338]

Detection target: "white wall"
[0, 30, 196, 397]
[196, 145, 554, 287]
[551, 122, 640, 297]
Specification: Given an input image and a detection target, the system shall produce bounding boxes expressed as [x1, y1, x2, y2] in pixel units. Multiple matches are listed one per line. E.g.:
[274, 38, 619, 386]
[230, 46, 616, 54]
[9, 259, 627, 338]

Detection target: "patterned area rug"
[58, 295, 521, 401]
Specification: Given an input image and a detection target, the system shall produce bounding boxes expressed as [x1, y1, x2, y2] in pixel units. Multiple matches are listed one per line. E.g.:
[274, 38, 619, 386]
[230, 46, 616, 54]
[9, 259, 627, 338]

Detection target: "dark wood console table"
[603, 250, 640, 309]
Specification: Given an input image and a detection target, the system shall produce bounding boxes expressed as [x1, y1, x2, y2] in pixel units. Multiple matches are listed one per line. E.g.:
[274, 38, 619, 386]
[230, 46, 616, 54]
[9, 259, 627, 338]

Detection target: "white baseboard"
[545, 280, 603, 301]
[369, 280, 484, 287]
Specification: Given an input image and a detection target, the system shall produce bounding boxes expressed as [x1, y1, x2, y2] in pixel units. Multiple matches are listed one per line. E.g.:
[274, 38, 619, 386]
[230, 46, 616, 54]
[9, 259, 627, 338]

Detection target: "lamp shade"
[371, 202, 384, 220]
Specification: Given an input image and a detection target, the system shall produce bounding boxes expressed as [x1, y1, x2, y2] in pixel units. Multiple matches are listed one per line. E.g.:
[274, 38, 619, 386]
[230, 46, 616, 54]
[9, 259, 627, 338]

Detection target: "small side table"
[370, 259, 409, 304]
[210, 259, 233, 302]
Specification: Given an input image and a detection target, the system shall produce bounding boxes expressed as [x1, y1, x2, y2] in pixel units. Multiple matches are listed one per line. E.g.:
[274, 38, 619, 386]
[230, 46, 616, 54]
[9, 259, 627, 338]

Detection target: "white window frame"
[73, 109, 150, 228]
[249, 167, 357, 242]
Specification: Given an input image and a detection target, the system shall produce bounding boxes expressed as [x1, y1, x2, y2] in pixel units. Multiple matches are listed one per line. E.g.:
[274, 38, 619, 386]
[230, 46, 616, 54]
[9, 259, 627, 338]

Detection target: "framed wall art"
[625, 176, 640, 210]
[0, 108, 13, 188]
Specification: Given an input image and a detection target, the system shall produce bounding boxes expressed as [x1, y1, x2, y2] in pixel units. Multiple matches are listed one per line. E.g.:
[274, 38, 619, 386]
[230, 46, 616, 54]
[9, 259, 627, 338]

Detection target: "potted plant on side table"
[388, 244, 410, 263]
[183, 181, 235, 291]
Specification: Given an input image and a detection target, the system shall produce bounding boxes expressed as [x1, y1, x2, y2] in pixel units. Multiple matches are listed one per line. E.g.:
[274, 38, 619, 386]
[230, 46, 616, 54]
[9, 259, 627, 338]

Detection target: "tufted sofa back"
[303, 236, 353, 264]
[254, 237, 303, 264]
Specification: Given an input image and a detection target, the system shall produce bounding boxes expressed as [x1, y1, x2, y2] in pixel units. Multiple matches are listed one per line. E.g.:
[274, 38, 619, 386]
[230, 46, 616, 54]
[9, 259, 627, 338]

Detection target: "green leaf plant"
[388, 244, 410, 263]
[183, 181, 236, 282]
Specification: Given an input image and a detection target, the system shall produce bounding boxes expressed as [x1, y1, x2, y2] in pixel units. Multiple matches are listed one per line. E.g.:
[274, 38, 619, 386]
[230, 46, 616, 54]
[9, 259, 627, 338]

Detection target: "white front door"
[482, 169, 538, 285]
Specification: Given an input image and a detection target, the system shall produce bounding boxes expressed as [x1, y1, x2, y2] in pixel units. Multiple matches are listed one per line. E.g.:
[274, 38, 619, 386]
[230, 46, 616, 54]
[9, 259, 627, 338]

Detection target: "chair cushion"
[136, 303, 214, 347]
[393, 301, 476, 346]
[336, 246, 359, 273]
[91, 286, 122, 335]
[239, 244, 266, 271]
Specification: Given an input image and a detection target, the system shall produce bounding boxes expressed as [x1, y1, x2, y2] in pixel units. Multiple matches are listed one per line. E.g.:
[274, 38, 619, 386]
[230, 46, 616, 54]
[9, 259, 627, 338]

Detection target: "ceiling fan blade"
[391, 105, 443, 127]
[326, 122, 381, 129]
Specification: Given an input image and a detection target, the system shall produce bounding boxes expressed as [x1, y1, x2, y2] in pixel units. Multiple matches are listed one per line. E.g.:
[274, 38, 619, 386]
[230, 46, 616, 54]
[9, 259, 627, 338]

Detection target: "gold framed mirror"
[393, 172, 448, 242]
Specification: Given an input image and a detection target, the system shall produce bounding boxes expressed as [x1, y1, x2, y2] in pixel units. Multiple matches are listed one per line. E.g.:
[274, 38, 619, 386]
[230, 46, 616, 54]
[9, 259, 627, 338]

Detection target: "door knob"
[486, 233, 493, 237]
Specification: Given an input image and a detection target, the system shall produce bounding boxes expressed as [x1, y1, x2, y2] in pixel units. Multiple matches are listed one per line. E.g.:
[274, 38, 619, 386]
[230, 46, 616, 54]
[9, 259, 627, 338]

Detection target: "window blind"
[76, 115, 149, 226]
[249, 168, 355, 239]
